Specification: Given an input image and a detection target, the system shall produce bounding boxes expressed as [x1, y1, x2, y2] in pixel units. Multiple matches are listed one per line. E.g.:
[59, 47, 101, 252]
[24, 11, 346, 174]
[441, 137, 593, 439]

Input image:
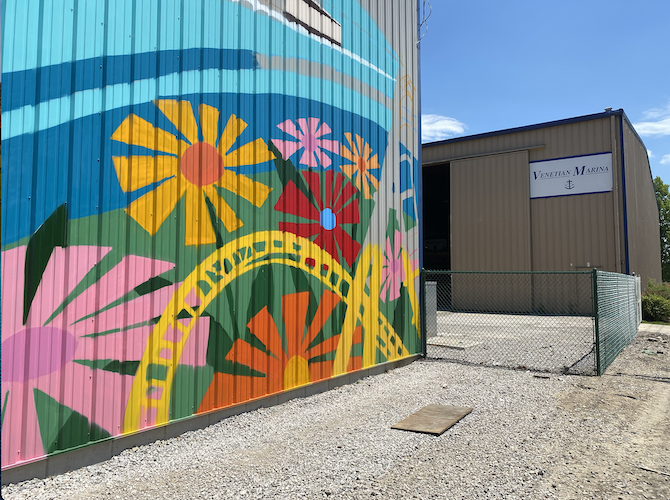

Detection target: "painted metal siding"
[1, 0, 421, 470]
[530, 192, 617, 272]
[450, 151, 531, 271]
[424, 115, 627, 275]
[622, 119, 662, 289]
[450, 151, 532, 311]
[423, 117, 612, 166]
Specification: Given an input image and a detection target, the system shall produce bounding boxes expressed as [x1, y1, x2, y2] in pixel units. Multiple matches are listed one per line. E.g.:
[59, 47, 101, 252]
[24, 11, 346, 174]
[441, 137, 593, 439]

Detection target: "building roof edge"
[423, 109, 625, 147]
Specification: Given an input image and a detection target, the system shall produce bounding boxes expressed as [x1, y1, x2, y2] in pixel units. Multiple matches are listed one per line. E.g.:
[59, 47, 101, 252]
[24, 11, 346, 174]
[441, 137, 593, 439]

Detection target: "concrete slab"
[639, 323, 670, 334]
[46, 439, 113, 477]
[427, 335, 481, 349]
[392, 404, 472, 436]
[2, 459, 47, 485]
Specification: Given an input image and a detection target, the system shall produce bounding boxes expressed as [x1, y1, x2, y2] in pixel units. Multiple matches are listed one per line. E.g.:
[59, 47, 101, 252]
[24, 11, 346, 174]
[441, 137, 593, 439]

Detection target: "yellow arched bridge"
[123, 230, 420, 433]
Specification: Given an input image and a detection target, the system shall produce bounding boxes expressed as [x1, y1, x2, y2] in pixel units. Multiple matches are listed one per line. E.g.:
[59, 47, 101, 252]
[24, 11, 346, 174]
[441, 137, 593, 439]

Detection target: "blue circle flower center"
[320, 208, 337, 231]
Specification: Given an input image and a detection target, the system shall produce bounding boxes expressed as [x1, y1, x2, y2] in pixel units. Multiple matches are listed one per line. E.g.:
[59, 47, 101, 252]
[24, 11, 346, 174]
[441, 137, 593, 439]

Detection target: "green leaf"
[23, 203, 68, 324]
[288, 267, 318, 329]
[203, 191, 225, 249]
[392, 284, 419, 354]
[205, 318, 235, 372]
[72, 359, 140, 376]
[269, 142, 315, 206]
[169, 365, 214, 420]
[2, 391, 8, 428]
[248, 265, 275, 322]
[134, 276, 173, 296]
[81, 317, 159, 338]
[33, 389, 111, 454]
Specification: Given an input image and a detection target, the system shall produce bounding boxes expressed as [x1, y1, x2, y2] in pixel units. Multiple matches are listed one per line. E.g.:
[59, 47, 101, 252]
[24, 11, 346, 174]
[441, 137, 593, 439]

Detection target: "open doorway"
[422, 162, 451, 270]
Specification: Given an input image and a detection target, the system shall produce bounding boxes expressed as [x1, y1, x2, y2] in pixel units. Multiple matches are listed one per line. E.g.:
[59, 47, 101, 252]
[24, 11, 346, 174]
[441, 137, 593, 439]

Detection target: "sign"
[529, 153, 613, 199]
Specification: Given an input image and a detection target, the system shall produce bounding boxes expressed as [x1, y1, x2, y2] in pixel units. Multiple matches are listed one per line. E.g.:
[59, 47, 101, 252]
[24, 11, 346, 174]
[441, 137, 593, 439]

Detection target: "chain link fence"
[421, 270, 642, 376]
[594, 271, 642, 375]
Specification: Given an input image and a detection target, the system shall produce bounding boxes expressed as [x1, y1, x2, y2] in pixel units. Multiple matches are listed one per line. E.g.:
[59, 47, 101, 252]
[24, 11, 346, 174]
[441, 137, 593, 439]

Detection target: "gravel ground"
[3, 330, 669, 500]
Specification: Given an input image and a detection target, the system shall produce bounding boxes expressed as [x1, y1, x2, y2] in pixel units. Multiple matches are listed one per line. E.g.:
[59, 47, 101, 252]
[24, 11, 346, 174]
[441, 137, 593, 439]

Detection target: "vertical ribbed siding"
[621, 120, 662, 290]
[450, 151, 532, 311]
[423, 117, 612, 166]
[450, 151, 531, 271]
[424, 115, 627, 275]
[1, 0, 421, 470]
[530, 192, 617, 272]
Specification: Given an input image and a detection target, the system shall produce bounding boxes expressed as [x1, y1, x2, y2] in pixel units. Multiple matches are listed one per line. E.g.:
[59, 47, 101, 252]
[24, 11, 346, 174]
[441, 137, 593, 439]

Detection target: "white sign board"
[529, 153, 613, 199]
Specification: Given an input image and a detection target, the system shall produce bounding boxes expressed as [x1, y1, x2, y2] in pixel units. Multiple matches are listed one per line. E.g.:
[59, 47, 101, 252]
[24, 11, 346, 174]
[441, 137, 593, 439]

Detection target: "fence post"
[421, 269, 427, 358]
[592, 267, 601, 376]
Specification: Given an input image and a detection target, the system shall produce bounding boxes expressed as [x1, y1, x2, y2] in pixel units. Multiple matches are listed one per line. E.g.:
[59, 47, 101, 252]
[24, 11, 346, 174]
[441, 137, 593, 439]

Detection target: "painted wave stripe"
[2, 49, 258, 113]
[2, 69, 394, 141]
[3, 0, 397, 93]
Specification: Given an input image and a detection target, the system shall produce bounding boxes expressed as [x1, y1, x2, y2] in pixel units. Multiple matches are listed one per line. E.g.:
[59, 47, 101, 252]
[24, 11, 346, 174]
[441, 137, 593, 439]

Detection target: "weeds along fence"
[422, 270, 642, 376]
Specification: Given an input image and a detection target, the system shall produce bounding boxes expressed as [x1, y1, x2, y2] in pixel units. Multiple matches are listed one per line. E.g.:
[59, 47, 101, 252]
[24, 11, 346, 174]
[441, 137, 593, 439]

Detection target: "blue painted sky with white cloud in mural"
[419, 0, 670, 182]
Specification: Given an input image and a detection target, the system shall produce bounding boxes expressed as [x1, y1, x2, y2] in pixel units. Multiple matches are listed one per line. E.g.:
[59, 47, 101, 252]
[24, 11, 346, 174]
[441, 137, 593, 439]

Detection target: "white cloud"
[648, 150, 654, 159]
[421, 114, 467, 143]
[633, 101, 670, 137]
[660, 154, 670, 165]
[641, 101, 670, 120]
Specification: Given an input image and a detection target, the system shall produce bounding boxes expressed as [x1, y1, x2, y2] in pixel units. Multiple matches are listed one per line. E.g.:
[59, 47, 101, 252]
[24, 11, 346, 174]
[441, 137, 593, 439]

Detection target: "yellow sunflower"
[111, 100, 274, 245]
[340, 133, 380, 199]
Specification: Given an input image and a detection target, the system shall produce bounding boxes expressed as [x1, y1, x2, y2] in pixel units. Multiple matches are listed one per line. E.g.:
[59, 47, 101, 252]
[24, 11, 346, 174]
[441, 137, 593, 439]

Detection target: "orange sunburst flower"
[340, 133, 380, 199]
[197, 290, 359, 412]
[111, 100, 275, 245]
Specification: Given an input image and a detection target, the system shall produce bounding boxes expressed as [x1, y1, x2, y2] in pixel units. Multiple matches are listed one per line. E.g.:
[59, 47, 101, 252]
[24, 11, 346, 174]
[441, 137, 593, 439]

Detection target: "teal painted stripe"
[3, 0, 397, 97]
[1, 69, 394, 141]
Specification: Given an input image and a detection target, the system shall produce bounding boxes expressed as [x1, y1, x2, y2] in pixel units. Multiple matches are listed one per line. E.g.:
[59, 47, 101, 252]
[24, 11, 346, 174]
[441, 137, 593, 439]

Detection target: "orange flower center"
[357, 157, 367, 174]
[180, 142, 224, 187]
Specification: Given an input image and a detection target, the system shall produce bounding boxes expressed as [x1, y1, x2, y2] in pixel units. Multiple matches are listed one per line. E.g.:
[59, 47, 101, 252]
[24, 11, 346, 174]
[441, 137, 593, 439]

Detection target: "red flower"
[275, 171, 361, 267]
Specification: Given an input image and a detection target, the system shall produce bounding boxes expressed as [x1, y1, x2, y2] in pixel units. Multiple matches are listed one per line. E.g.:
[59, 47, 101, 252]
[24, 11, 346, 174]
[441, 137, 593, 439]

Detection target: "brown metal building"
[422, 109, 661, 291]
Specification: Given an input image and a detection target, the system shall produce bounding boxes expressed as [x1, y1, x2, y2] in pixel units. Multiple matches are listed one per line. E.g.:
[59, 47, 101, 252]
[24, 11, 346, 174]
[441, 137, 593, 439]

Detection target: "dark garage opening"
[423, 162, 451, 270]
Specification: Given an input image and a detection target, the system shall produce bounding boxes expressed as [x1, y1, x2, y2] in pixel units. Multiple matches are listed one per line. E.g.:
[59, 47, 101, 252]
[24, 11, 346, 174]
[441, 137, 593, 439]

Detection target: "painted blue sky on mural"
[1, 0, 400, 246]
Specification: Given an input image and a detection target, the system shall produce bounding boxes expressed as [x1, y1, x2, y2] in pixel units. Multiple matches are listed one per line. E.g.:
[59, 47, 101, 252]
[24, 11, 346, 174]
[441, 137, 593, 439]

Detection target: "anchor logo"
[565, 180, 575, 190]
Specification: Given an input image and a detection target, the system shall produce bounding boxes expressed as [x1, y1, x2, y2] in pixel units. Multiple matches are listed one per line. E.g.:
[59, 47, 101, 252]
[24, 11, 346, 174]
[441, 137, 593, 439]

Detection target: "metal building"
[422, 109, 661, 289]
[1, 0, 422, 477]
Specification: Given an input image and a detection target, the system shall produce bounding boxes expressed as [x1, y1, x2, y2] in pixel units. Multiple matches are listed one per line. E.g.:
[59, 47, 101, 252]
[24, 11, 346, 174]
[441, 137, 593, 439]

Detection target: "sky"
[419, 0, 670, 183]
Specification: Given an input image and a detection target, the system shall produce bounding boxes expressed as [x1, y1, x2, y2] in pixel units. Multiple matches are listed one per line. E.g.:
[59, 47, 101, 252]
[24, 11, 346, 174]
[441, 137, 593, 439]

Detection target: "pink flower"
[271, 118, 339, 168]
[1, 246, 207, 466]
[380, 231, 417, 302]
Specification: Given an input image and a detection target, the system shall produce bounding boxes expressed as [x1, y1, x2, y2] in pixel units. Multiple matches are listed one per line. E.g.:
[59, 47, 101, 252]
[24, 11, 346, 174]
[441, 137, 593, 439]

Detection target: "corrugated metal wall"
[622, 119, 662, 288]
[450, 151, 531, 272]
[423, 117, 612, 167]
[1, 0, 421, 469]
[425, 115, 624, 274]
[450, 151, 532, 311]
[424, 112, 661, 310]
[531, 192, 618, 272]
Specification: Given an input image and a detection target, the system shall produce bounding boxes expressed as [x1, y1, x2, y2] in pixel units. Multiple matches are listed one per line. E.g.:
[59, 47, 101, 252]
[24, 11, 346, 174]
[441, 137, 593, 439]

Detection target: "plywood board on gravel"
[392, 404, 472, 435]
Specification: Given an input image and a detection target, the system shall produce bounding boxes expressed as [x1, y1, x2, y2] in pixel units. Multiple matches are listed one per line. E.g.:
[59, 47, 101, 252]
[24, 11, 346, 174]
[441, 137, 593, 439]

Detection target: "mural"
[1, 0, 421, 468]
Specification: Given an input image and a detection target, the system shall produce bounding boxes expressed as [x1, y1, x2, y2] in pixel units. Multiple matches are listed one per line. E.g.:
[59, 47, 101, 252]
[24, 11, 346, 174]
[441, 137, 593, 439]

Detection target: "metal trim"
[423, 109, 625, 147]
[620, 115, 630, 275]
[422, 145, 545, 165]
[530, 190, 613, 201]
[528, 150, 613, 164]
